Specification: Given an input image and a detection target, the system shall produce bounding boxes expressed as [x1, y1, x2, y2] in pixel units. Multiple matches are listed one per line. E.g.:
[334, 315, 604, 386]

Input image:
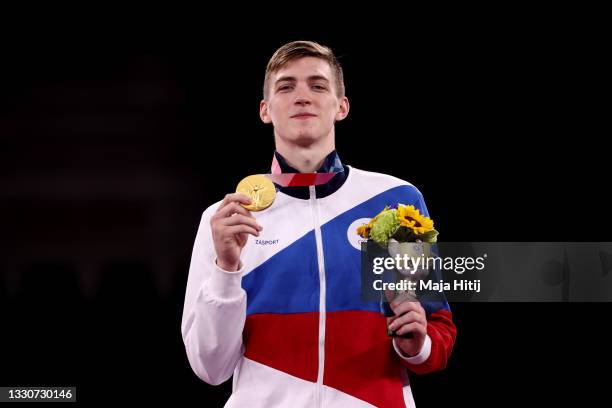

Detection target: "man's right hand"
[210, 193, 263, 272]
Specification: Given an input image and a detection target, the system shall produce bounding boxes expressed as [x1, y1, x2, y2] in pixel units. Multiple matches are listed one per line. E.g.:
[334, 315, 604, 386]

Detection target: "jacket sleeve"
[391, 186, 458, 374]
[181, 206, 247, 385]
[393, 308, 457, 374]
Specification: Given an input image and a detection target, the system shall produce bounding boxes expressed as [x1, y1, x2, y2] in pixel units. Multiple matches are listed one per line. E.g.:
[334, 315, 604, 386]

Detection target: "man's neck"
[275, 135, 335, 173]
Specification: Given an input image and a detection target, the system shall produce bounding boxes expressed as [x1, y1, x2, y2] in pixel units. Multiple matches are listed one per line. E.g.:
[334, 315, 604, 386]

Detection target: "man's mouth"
[291, 113, 317, 119]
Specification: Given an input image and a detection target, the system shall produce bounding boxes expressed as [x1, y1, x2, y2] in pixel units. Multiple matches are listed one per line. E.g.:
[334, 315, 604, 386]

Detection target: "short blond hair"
[263, 40, 345, 100]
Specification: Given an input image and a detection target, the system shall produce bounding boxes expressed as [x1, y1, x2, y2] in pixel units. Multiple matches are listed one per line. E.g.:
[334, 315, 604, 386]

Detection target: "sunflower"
[396, 204, 434, 235]
[357, 207, 386, 237]
[357, 224, 370, 238]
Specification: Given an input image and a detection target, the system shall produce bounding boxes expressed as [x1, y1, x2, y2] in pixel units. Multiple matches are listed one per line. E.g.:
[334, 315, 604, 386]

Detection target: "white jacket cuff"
[207, 259, 245, 301]
[393, 335, 432, 365]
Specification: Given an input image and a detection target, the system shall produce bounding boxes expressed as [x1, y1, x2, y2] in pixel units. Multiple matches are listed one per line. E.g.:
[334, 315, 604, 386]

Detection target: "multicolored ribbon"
[266, 154, 343, 187]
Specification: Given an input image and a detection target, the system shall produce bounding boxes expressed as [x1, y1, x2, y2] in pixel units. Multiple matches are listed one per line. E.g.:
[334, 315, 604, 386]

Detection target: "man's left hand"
[387, 299, 427, 357]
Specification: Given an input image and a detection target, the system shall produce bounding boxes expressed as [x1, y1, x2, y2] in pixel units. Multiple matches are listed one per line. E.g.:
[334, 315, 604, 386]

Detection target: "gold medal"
[236, 175, 276, 211]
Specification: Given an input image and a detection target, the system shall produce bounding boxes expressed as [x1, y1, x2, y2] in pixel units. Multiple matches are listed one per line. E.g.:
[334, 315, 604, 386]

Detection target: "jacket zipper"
[310, 185, 326, 408]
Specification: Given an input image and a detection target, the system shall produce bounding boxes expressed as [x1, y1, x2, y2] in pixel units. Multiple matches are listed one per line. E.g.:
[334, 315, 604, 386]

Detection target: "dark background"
[1, 12, 609, 407]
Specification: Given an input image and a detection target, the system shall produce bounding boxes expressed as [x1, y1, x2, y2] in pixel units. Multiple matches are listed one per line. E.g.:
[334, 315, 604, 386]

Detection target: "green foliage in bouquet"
[357, 204, 438, 246]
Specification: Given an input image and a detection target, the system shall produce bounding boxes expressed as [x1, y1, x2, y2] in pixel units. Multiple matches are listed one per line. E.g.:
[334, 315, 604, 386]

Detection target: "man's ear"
[335, 96, 350, 122]
[260, 100, 272, 124]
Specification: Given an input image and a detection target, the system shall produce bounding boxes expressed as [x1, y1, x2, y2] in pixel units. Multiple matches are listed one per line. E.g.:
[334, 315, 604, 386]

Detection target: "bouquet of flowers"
[357, 203, 438, 247]
[357, 204, 438, 335]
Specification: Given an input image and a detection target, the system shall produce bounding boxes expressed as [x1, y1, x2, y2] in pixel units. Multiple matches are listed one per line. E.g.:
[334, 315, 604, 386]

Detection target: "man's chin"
[288, 133, 320, 147]
[276, 128, 329, 147]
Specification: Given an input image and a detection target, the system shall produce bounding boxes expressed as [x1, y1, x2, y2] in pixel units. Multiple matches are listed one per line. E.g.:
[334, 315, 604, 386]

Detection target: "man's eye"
[278, 85, 293, 91]
[312, 84, 327, 91]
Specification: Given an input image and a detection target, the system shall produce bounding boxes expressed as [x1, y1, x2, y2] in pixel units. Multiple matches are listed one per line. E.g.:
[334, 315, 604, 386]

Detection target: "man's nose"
[294, 87, 311, 106]
[294, 97, 311, 106]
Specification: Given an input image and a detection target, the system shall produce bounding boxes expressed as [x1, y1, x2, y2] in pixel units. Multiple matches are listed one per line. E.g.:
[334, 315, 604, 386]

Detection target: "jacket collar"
[272, 150, 349, 199]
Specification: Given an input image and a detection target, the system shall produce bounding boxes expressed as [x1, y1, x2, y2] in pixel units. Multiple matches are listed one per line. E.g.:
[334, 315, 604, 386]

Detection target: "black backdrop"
[1, 13, 609, 407]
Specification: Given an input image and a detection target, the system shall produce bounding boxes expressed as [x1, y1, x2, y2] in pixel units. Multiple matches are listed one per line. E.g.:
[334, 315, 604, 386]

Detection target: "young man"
[181, 41, 456, 407]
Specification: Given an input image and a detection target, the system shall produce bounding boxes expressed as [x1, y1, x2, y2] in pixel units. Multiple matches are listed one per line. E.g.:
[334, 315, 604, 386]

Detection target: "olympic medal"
[236, 175, 276, 211]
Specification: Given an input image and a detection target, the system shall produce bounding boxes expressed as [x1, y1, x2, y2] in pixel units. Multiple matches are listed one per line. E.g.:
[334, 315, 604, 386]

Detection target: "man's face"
[260, 57, 349, 147]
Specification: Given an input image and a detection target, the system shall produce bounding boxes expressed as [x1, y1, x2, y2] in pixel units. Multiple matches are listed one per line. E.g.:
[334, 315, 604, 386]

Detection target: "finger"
[390, 297, 422, 310]
[387, 311, 412, 324]
[216, 202, 254, 220]
[226, 224, 260, 238]
[217, 200, 253, 217]
[389, 311, 426, 330]
[388, 311, 426, 332]
[220, 214, 263, 231]
[396, 322, 426, 337]
[388, 311, 417, 331]
[387, 316, 401, 327]
[390, 299, 423, 316]
[217, 193, 252, 211]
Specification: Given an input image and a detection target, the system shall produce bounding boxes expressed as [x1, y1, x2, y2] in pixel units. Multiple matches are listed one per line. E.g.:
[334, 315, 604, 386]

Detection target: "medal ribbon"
[266, 154, 343, 187]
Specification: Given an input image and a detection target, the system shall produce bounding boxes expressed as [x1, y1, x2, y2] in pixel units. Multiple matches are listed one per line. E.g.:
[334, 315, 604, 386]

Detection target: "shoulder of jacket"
[348, 166, 423, 195]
